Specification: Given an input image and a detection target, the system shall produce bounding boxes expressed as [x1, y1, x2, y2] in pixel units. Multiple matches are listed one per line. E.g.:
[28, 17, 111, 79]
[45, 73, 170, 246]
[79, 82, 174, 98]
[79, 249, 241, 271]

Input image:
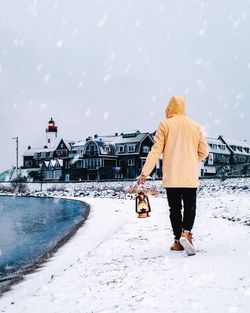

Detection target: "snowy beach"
[0, 179, 250, 313]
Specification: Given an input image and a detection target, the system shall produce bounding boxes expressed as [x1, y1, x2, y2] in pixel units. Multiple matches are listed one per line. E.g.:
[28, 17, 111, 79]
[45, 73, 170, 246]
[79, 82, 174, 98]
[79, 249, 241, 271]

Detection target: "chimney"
[94, 134, 98, 139]
[115, 132, 118, 136]
[28, 145, 31, 150]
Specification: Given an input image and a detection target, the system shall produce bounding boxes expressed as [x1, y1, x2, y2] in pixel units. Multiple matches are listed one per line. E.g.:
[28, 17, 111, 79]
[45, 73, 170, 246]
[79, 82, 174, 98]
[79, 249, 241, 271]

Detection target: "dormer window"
[105, 146, 111, 153]
[127, 144, 136, 153]
[218, 145, 225, 150]
[118, 145, 125, 153]
[237, 146, 243, 152]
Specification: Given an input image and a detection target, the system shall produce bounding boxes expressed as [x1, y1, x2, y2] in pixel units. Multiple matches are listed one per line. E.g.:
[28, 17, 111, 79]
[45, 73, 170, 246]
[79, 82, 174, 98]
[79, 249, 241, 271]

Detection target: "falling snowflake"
[123, 62, 132, 75]
[13, 102, 18, 109]
[43, 74, 51, 83]
[103, 74, 111, 83]
[85, 109, 91, 117]
[103, 112, 109, 120]
[159, 5, 165, 12]
[197, 79, 205, 91]
[198, 28, 206, 37]
[195, 58, 203, 66]
[149, 111, 154, 117]
[40, 103, 48, 110]
[36, 64, 42, 71]
[110, 52, 116, 60]
[233, 19, 241, 29]
[135, 20, 140, 27]
[70, 155, 80, 166]
[13, 38, 24, 47]
[236, 94, 243, 101]
[239, 112, 244, 119]
[56, 39, 63, 48]
[98, 14, 108, 28]
[53, 2, 59, 10]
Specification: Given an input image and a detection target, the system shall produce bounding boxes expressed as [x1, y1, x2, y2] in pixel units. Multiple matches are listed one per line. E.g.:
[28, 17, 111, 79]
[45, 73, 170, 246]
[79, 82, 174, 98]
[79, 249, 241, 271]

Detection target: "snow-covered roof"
[73, 132, 151, 148]
[223, 138, 250, 149]
[220, 137, 250, 155]
[206, 137, 231, 155]
[23, 148, 44, 157]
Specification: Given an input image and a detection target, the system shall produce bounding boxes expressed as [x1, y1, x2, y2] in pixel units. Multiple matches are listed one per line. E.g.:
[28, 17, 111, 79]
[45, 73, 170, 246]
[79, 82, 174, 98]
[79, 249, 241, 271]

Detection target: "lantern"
[135, 191, 151, 218]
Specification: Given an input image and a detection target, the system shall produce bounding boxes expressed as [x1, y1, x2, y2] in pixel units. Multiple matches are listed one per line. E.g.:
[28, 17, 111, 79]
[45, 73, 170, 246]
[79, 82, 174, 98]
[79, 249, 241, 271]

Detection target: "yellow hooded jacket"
[141, 96, 209, 188]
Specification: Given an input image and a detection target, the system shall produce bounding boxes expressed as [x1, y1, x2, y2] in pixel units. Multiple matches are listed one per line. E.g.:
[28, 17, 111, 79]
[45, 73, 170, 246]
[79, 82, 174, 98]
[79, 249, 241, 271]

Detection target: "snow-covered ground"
[0, 179, 250, 313]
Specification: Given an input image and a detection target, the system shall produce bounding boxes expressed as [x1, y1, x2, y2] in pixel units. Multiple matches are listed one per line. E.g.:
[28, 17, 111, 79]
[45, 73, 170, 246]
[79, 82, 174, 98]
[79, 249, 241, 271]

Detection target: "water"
[0, 195, 87, 288]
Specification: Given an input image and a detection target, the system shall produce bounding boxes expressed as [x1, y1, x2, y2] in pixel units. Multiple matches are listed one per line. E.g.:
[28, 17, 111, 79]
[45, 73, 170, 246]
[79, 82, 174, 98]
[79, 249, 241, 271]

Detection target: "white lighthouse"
[46, 117, 58, 148]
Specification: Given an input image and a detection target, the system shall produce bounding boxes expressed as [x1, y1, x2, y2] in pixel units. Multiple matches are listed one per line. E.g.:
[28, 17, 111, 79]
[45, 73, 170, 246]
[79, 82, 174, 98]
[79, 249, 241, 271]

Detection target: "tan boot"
[170, 240, 184, 251]
[180, 230, 193, 245]
[180, 230, 196, 256]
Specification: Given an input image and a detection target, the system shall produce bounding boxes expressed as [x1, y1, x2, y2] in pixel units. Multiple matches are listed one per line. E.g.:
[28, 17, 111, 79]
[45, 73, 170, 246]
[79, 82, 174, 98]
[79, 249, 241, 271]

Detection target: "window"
[118, 145, 125, 153]
[83, 158, 103, 169]
[25, 161, 33, 168]
[46, 152, 50, 158]
[85, 142, 98, 156]
[127, 144, 136, 153]
[219, 145, 226, 150]
[56, 149, 67, 157]
[37, 152, 41, 157]
[105, 146, 111, 153]
[237, 146, 243, 152]
[128, 159, 134, 166]
[142, 146, 150, 153]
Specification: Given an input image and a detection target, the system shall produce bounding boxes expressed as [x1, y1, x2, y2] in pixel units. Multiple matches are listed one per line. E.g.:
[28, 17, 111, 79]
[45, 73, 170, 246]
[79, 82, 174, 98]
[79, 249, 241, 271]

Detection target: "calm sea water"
[0, 196, 86, 286]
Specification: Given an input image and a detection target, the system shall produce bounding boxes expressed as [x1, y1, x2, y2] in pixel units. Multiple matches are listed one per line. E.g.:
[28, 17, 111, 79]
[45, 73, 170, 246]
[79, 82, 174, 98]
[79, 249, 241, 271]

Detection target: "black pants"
[166, 188, 197, 240]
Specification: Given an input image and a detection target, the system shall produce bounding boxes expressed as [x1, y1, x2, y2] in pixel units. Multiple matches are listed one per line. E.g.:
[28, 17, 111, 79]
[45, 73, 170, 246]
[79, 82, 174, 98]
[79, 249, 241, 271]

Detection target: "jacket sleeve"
[141, 121, 167, 176]
[198, 126, 209, 161]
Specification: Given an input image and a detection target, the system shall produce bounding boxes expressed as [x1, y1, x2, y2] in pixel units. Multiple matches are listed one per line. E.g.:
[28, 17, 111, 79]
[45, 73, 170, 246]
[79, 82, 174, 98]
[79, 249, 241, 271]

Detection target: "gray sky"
[0, 0, 250, 172]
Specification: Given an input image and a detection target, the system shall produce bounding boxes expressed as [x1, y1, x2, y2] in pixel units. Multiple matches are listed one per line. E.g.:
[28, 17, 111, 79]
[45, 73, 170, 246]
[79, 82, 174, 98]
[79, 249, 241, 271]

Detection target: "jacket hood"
[165, 96, 187, 118]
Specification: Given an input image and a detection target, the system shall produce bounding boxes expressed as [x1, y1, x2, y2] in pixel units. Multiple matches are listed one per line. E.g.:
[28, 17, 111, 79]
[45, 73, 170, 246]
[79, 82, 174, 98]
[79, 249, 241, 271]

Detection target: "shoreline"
[0, 195, 90, 296]
[0, 194, 249, 312]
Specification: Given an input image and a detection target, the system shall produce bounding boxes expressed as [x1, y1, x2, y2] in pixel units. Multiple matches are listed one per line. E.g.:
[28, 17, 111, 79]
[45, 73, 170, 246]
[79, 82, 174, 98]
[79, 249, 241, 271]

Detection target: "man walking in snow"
[137, 96, 209, 255]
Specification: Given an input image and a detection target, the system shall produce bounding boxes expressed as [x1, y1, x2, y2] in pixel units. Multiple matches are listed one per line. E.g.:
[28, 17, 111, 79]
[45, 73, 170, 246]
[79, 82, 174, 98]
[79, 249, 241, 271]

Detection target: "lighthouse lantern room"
[46, 118, 58, 148]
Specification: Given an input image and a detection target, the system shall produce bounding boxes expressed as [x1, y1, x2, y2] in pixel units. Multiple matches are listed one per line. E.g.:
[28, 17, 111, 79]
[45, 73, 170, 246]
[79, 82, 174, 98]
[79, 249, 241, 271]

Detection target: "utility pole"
[12, 136, 19, 179]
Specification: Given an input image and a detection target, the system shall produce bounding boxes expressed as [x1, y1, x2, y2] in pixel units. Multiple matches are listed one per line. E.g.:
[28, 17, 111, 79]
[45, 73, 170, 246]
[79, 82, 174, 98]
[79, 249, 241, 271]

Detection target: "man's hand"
[137, 174, 147, 185]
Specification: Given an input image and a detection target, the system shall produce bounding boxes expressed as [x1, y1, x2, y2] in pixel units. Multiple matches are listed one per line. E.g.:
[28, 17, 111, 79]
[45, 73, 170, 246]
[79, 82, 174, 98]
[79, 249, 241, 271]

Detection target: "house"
[203, 137, 231, 176]
[20, 118, 250, 182]
[65, 130, 155, 181]
[22, 119, 75, 181]
[218, 136, 250, 175]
